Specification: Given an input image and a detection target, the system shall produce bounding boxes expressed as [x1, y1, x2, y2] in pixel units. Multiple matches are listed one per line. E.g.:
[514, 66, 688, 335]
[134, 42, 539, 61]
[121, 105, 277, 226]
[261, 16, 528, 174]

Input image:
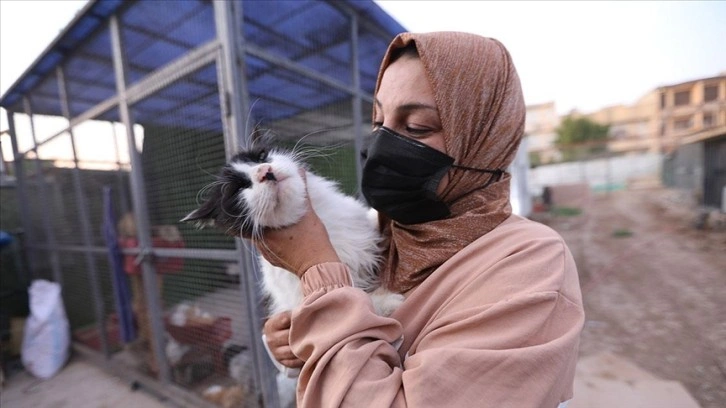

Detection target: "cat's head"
[181, 147, 307, 237]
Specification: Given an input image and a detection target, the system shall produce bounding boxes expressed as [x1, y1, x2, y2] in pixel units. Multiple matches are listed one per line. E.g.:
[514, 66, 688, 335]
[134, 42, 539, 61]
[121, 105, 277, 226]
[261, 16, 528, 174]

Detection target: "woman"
[257, 32, 584, 407]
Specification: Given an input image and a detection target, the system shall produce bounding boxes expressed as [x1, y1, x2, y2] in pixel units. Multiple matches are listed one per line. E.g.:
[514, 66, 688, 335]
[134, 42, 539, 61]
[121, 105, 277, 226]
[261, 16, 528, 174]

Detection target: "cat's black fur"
[183, 147, 279, 236]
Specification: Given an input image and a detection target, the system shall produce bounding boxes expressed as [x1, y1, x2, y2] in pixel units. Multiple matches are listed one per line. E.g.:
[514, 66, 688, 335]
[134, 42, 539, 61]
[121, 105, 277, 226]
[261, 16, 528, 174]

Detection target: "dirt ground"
[531, 186, 726, 408]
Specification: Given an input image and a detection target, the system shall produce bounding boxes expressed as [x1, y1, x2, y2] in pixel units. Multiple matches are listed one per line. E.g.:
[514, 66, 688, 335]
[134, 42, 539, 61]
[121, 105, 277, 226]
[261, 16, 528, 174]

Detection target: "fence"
[1, 1, 402, 406]
[528, 152, 663, 196]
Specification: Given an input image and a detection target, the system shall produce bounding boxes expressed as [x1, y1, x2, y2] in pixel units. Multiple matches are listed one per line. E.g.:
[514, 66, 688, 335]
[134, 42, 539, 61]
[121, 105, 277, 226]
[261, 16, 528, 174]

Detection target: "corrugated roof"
[0, 0, 405, 125]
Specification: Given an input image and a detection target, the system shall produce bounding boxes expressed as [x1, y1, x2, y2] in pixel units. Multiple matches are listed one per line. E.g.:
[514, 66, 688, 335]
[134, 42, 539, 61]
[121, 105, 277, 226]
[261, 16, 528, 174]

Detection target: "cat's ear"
[180, 199, 218, 228]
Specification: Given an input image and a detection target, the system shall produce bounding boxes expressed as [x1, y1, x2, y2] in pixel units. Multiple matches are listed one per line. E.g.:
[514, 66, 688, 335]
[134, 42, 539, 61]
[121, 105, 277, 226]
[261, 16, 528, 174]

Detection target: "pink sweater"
[290, 214, 584, 407]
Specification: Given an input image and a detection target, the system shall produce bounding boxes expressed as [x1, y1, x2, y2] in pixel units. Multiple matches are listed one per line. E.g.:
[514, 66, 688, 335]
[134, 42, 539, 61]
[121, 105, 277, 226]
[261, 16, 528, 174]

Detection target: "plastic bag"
[21, 280, 70, 379]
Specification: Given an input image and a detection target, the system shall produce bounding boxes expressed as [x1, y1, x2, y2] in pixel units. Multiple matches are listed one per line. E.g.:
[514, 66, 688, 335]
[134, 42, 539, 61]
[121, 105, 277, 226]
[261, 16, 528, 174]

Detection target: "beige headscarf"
[374, 32, 525, 293]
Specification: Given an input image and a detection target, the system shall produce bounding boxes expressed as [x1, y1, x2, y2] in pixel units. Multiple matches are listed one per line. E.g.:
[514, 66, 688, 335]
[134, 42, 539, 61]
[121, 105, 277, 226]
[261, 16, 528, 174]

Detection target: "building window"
[611, 126, 627, 139]
[673, 116, 692, 130]
[703, 112, 714, 128]
[704, 85, 718, 102]
[674, 90, 690, 106]
[660, 92, 667, 108]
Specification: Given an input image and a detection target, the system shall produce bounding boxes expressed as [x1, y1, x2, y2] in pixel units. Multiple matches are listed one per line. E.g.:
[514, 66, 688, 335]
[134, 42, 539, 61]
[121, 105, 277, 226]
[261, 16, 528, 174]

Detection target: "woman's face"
[374, 55, 446, 154]
[374, 55, 449, 193]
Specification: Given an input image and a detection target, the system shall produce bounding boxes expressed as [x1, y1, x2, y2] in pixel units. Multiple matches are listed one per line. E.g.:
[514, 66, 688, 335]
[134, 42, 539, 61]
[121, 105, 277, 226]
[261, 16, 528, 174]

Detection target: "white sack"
[21, 280, 70, 379]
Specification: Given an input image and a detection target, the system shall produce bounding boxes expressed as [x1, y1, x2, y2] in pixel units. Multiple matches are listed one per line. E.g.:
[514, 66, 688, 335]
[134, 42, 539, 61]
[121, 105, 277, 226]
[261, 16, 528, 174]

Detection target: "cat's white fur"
[188, 150, 404, 406]
[230, 151, 403, 316]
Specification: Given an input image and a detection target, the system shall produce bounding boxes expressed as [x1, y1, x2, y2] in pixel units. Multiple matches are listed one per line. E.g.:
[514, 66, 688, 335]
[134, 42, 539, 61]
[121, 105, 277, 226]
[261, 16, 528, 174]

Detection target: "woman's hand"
[263, 311, 304, 369]
[249, 170, 340, 277]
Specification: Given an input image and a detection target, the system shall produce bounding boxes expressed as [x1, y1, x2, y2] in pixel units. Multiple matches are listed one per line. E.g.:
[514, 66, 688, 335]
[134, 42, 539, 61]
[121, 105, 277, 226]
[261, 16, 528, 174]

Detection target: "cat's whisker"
[219, 201, 244, 223]
[291, 126, 348, 153]
[291, 142, 348, 165]
[256, 128, 275, 148]
[244, 99, 262, 148]
[183, 143, 399, 338]
[195, 180, 226, 205]
[192, 150, 228, 181]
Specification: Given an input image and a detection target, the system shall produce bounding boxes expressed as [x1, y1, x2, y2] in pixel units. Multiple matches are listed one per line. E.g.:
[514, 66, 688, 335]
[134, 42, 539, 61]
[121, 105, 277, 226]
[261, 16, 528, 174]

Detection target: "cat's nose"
[256, 164, 277, 182]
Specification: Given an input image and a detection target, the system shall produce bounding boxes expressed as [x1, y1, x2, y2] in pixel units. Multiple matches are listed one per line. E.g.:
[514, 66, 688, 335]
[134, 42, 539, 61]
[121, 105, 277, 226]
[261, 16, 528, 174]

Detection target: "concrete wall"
[528, 152, 662, 196]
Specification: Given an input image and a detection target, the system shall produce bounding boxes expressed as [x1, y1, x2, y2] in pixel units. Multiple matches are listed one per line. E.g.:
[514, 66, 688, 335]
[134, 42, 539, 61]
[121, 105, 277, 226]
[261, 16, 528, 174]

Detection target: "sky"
[376, 1, 726, 114]
[1, 0, 725, 131]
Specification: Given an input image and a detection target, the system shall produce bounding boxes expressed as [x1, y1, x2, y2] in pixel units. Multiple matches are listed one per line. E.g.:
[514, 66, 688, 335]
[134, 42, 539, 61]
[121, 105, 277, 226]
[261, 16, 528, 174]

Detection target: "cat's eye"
[258, 149, 267, 161]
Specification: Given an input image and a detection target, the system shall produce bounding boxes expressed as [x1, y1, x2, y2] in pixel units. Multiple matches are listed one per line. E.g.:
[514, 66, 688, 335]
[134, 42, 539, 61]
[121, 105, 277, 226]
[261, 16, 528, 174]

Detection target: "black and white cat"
[182, 145, 404, 406]
[182, 146, 403, 317]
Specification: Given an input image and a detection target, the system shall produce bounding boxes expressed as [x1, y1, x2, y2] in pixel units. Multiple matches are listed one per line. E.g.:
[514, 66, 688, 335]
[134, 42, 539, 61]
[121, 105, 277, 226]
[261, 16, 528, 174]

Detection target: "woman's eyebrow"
[374, 98, 438, 113]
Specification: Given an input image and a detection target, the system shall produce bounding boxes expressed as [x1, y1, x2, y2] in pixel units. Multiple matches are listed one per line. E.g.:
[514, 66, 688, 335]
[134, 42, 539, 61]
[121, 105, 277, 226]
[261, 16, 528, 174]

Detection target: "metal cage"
[0, 1, 404, 406]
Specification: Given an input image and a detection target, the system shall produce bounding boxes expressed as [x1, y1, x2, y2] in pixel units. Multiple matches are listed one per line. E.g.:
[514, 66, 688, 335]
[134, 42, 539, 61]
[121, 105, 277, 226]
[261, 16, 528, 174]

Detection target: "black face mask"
[361, 127, 504, 225]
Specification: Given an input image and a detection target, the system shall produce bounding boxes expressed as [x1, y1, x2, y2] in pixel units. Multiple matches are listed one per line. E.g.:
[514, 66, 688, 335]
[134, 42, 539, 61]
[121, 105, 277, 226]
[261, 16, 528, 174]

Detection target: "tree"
[555, 116, 610, 161]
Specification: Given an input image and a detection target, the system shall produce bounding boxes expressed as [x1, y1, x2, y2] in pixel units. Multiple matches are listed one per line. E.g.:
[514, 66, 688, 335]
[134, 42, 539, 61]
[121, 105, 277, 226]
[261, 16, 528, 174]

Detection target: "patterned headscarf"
[374, 32, 526, 293]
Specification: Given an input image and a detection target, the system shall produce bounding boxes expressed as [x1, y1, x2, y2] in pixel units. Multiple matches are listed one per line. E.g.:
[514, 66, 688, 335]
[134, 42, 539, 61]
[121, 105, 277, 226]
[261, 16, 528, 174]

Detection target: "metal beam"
[23, 97, 63, 285]
[124, 40, 220, 106]
[18, 96, 120, 156]
[214, 1, 281, 406]
[57, 66, 110, 358]
[350, 10, 365, 193]
[18, 40, 220, 157]
[110, 14, 171, 383]
[5, 111, 38, 279]
[244, 42, 372, 103]
[27, 243, 241, 262]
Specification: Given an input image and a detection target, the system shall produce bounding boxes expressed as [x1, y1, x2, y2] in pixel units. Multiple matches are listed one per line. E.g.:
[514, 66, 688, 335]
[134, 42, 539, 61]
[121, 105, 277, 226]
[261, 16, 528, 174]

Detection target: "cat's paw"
[369, 287, 405, 317]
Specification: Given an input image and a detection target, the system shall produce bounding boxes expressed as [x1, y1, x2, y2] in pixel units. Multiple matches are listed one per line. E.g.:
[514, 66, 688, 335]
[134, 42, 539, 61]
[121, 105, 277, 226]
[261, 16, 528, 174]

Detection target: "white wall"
[528, 152, 662, 196]
[510, 137, 532, 216]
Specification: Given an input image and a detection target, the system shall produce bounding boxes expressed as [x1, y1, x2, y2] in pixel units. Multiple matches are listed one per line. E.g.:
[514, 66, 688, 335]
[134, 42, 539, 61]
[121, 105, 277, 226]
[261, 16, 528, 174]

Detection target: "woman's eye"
[405, 126, 430, 136]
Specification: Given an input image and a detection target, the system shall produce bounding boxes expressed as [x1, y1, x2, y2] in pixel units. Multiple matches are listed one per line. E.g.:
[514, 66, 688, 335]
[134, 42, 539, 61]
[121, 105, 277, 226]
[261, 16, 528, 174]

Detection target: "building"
[525, 101, 561, 164]
[663, 125, 726, 210]
[586, 92, 660, 154]
[586, 74, 726, 155]
[657, 74, 726, 153]
[584, 74, 726, 209]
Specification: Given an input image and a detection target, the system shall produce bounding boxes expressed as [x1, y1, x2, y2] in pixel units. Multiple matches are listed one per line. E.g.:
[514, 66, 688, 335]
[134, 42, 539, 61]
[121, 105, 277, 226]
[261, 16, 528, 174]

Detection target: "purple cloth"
[102, 187, 136, 343]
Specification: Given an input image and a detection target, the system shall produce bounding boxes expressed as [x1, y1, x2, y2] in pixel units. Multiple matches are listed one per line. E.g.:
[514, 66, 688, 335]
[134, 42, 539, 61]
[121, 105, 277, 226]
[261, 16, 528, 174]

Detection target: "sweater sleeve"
[290, 262, 406, 407]
[290, 245, 584, 407]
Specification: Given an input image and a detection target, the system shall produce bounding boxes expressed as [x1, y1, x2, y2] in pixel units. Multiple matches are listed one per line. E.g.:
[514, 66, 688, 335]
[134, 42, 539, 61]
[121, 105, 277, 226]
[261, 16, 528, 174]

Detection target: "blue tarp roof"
[0, 0, 405, 126]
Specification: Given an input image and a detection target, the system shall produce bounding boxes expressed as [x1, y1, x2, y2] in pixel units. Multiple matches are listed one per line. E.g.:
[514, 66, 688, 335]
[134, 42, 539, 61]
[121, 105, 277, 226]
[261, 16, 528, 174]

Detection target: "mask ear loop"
[451, 164, 505, 189]
[482, 169, 504, 189]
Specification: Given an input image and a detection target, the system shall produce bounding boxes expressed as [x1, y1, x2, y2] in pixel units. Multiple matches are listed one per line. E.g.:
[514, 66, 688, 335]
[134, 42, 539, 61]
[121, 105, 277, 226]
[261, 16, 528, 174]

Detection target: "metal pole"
[24, 40, 219, 154]
[349, 11, 364, 192]
[57, 66, 110, 357]
[110, 122, 130, 216]
[110, 15, 171, 383]
[214, 1, 281, 406]
[6, 111, 37, 280]
[23, 97, 63, 285]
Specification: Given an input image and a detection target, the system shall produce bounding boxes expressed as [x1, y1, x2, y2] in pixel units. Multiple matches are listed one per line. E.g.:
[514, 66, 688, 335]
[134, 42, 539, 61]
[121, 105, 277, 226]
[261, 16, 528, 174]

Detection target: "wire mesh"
[77, 253, 119, 351]
[0, 184, 29, 320]
[243, 1, 354, 87]
[121, 51, 258, 394]
[120, 0, 216, 87]
[63, 25, 117, 118]
[11, 114, 69, 154]
[357, 24, 390, 95]
[2, 1, 402, 406]
[18, 158, 52, 250]
[246, 59, 362, 196]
